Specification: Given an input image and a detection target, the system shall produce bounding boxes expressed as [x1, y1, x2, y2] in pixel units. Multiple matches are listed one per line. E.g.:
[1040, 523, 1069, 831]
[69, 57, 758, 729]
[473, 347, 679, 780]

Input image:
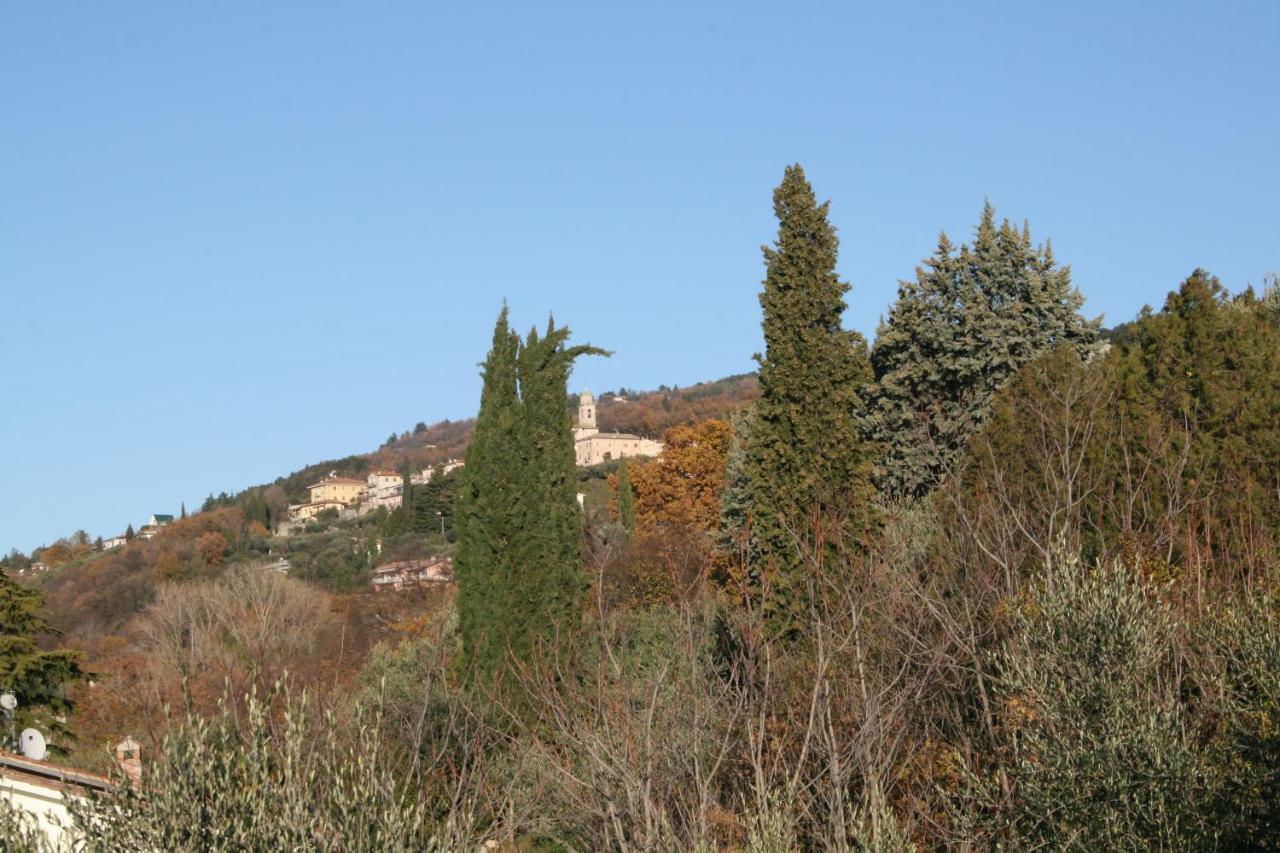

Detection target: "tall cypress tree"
[744, 165, 876, 629]
[455, 309, 604, 682]
[616, 459, 636, 534]
[867, 202, 1100, 500]
[455, 308, 522, 679]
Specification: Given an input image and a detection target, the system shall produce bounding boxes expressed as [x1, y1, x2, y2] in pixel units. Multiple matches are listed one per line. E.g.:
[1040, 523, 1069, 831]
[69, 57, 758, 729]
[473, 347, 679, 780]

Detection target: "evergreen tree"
[616, 459, 636, 535]
[744, 165, 876, 629]
[401, 465, 414, 519]
[0, 570, 84, 743]
[718, 406, 756, 559]
[454, 308, 604, 683]
[180, 502, 187, 519]
[124, 524, 135, 541]
[867, 202, 1100, 500]
[455, 309, 520, 680]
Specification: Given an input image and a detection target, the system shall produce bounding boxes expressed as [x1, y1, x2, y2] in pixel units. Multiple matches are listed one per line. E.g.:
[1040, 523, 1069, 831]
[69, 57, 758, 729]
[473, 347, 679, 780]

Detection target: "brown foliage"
[613, 418, 732, 533]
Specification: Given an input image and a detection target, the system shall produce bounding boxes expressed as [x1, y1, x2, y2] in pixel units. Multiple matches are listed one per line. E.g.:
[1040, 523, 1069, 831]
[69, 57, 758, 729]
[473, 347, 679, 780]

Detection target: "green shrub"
[960, 549, 1213, 850]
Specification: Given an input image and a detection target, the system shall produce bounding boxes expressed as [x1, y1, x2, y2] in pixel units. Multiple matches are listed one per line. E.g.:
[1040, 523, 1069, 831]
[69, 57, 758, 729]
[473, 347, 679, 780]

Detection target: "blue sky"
[3, 2, 1277, 554]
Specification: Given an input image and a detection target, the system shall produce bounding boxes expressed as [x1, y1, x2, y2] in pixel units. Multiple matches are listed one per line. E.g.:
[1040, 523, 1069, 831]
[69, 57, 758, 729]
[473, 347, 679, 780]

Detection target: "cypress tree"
[454, 308, 604, 682]
[744, 165, 876, 630]
[124, 524, 135, 541]
[455, 308, 521, 679]
[180, 502, 187, 520]
[867, 202, 1100, 500]
[616, 459, 636, 534]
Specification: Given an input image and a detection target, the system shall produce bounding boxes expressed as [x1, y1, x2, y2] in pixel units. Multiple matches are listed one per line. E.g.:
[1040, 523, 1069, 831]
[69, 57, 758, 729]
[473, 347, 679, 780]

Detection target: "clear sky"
[3, 2, 1277, 554]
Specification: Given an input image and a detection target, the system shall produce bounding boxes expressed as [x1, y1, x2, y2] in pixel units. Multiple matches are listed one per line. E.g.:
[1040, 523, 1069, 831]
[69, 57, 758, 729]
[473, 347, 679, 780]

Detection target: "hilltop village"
[287, 388, 664, 526]
[13, 386, 675, 588]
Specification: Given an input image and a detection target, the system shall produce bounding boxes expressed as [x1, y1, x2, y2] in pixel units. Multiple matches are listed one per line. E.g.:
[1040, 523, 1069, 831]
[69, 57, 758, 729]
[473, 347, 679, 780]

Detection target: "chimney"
[114, 736, 143, 787]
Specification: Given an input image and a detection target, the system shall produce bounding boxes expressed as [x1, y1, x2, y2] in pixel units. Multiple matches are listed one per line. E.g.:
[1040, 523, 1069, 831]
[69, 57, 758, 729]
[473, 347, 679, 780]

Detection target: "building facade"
[370, 556, 453, 591]
[366, 470, 403, 510]
[288, 499, 346, 522]
[573, 389, 663, 466]
[307, 476, 368, 506]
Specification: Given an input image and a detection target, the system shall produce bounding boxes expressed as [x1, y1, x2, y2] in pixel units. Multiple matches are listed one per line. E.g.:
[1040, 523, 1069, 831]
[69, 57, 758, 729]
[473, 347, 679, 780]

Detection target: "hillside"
[247, 373, 759, 505]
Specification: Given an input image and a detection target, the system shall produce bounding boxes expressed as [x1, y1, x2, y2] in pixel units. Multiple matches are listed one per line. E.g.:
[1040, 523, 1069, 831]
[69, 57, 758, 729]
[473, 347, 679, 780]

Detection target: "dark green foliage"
[0, 571, 84, 744]
[867, 202, 1099, 499]
[717, 406, 755, 560]
[455, 308, 605, 682]
[743, 165, 876, 628]
[236, 489, 270, 529]
[124, 524, 134, 541]
[1101, 270, 1280, 573]
[615, 459, 635, 535]
[412, 467, 460, 538]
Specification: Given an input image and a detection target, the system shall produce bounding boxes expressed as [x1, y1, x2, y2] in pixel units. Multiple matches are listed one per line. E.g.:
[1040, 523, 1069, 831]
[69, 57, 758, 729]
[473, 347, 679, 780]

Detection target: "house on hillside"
[288, 500, 345, 522]
[573, 389, 663, 466]
[370, 556, 453, 591]
[307, 475, 368, 506]
[366, 470, 403, 510]
[137, 514, 174, 541]
[411, 459, 465, 486]
[102, 535, 126, 551]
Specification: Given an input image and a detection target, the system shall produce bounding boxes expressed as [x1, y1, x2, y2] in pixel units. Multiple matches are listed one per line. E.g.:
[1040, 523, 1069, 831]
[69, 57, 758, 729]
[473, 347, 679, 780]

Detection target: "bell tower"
[578, 388, 598, 436]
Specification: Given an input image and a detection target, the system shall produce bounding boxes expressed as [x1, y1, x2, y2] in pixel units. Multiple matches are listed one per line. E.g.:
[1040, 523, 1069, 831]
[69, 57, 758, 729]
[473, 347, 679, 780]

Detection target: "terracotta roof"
[309, 477, 367, 487]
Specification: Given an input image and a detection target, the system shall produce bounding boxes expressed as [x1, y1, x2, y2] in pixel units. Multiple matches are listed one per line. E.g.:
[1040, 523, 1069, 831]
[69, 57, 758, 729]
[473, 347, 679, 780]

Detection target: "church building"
[573, 389, 663, 467]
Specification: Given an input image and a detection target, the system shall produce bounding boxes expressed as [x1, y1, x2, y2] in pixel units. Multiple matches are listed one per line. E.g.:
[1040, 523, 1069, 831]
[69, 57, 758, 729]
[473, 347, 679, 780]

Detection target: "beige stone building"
[573, 389, 663, 467]
[288, 499, 345, 522]
[307, 475, 368, 506]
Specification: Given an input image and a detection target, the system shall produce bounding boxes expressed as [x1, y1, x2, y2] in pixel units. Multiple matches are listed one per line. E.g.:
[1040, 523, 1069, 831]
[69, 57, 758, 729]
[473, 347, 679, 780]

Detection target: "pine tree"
[0, 570, 84, 740]
[455, 308, 605, 682]
[616, 459, 636, 534]
[124, 524, 135, 541]
[744, 165, 876, 630]
[867, 201, 1100, 500]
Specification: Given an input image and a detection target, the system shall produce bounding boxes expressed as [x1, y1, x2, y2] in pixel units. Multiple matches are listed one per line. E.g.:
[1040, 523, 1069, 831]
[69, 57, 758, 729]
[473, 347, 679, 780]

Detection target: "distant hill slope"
[256, 373, 759, 503]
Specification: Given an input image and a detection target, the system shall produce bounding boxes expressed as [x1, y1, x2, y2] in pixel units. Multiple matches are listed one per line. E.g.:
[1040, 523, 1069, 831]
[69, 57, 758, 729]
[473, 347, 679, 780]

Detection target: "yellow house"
[307, 476, 368, 506]
[289, 500, 346, 522]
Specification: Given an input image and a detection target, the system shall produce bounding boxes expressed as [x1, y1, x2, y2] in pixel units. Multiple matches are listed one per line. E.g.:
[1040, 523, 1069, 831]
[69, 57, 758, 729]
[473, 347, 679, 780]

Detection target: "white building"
[0, 752, 110, 849]
[573, 389, 663, 467]
[411, 459, 465, 486]
[102, 535, 127, 551]
[366, 470, 403, 510]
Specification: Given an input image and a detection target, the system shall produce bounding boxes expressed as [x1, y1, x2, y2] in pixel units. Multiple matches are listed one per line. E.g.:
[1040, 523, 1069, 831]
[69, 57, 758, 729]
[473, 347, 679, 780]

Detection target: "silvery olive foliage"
[958, 549, 1213, 850]
[0, 688, 456, 853]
